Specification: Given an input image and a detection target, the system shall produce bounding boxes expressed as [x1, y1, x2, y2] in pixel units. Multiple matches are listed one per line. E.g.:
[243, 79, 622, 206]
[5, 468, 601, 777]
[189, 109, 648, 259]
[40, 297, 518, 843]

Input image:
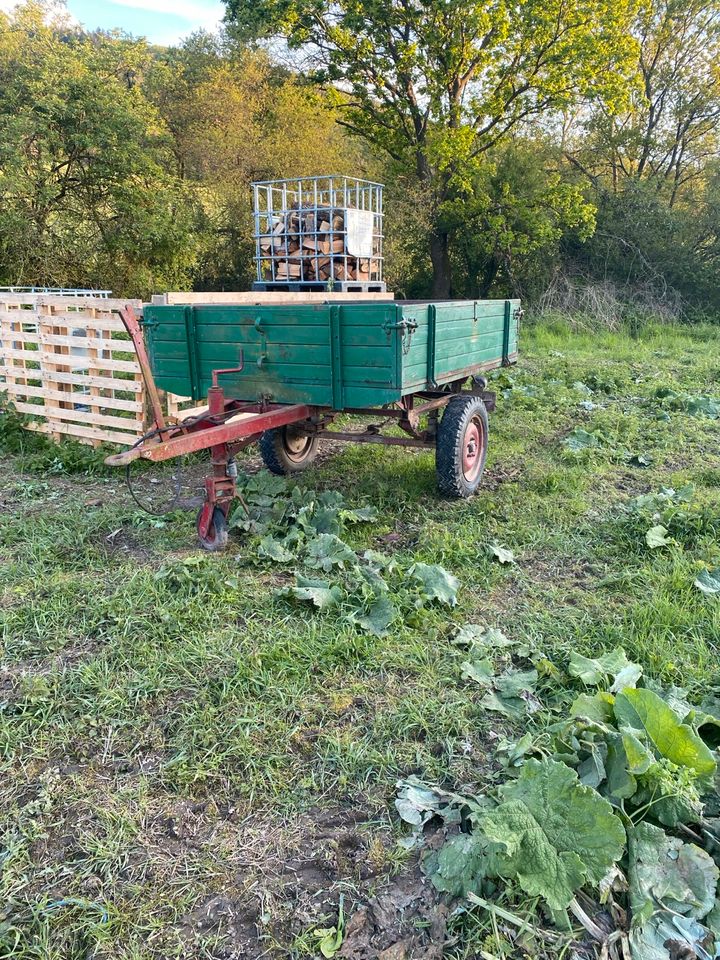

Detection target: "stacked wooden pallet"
[0, 294, 147, 446]
[259, 207, 373, 283]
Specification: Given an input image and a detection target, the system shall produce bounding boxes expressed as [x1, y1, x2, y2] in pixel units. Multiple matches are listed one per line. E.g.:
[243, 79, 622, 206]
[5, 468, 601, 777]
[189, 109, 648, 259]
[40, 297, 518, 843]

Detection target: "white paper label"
[345, 208, 374, 258]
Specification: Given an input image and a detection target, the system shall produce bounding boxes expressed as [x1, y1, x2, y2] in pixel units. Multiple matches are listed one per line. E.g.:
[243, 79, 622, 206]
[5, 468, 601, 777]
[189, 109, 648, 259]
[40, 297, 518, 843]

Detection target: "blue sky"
[64, 0, 225, 46]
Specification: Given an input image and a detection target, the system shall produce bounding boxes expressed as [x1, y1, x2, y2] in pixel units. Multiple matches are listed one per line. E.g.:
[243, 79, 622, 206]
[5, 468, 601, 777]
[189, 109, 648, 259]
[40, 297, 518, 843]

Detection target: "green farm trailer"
[107, 298, 521, 549]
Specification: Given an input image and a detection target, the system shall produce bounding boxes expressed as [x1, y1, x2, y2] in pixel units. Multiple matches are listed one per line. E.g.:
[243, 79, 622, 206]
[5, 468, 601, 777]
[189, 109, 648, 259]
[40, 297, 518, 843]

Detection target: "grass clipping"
[396, 629, 720, 960]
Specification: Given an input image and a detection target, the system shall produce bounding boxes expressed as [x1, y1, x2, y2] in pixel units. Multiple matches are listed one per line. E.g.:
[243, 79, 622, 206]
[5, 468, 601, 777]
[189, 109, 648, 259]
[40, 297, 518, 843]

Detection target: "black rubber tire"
[259, 424, 319, 475]
[196, 505, 229, 551]
[436, 396, 489, 498]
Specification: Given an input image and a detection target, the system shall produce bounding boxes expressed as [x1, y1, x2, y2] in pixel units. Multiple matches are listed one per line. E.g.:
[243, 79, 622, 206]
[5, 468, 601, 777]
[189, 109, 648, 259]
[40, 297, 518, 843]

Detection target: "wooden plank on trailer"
[0, 324, 40, 345]
[40, 332, 135, 353]
[2, 308, 36, 396]
[0, 367, 142, 394]
[25, 420, 144, 445]
[38, 302, 68, 440]
[35, 314, 133, 334]
[1, 347, 139, 374]
[83, 304, 102, 446]
[37, 368, 143, 393]
[0, 295, 142, 312]
[161, 291, 392, 305]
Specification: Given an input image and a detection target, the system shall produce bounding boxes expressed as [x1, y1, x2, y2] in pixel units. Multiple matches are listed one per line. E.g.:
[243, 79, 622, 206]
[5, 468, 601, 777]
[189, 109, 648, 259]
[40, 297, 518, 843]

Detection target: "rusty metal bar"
[106, 403, 313, 465]
[316, 430, 435, 448]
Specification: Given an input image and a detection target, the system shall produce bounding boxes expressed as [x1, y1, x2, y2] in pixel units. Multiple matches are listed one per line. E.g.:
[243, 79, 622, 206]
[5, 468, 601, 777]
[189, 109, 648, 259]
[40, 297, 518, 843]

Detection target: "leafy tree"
[578, 0, 720, 204]
[445, 141, 595, 299]
[226, 0, 639, 294]
[560, 0, 720, 315]
[0, 1, 198, 297]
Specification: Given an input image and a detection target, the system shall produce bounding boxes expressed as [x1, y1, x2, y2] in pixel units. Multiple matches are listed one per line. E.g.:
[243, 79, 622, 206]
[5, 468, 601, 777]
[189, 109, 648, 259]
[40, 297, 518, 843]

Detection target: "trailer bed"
[142, 299, 520, 407]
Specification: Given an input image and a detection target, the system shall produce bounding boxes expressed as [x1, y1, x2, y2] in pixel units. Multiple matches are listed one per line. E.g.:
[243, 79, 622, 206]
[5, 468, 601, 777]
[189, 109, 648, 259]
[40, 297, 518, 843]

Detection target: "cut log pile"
[259, 206, 374, 283]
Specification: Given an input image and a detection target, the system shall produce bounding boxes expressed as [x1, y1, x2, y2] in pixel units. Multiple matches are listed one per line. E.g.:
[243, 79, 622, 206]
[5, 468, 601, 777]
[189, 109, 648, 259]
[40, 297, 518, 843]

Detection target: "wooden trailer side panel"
[336, 301, 401, 407]
[400, 299, 520, 393]
[143, 299, 519, 409]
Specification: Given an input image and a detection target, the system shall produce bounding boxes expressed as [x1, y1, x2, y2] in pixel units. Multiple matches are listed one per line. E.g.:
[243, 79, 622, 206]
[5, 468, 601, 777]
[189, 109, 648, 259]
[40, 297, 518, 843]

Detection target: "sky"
[0, 0, 225, 46]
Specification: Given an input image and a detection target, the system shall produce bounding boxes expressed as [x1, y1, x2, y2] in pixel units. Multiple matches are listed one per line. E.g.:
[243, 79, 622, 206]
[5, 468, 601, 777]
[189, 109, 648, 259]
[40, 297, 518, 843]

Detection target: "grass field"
[1, 317, 719, 959]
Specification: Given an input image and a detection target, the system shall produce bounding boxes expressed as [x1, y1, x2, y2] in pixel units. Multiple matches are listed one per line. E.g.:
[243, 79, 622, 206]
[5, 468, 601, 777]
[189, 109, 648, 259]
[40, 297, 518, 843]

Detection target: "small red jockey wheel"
[196, 503, 229, 551]
[462, 418, 485, 483]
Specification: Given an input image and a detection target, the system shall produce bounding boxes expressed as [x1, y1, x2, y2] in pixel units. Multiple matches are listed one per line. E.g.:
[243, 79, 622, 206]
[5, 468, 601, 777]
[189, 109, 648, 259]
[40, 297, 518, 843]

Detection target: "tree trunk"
[479, 255, 500, 298]
[430, 229, 451, 298]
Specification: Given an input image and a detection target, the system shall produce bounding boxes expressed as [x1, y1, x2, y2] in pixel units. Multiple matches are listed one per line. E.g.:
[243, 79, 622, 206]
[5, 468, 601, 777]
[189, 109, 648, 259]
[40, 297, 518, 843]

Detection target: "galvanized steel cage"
[252, 175, 384, 288]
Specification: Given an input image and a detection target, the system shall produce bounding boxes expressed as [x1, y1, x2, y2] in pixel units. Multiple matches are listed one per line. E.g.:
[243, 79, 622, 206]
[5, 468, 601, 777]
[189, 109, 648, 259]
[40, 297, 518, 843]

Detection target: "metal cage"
[252, 175, 385, 291]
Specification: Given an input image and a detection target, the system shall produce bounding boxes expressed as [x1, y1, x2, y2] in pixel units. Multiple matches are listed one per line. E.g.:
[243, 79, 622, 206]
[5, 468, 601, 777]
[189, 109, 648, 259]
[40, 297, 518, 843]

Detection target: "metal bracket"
[502, 300, 512, 367]
[427, 305, 437, 388]
[383, 317, 418, 332]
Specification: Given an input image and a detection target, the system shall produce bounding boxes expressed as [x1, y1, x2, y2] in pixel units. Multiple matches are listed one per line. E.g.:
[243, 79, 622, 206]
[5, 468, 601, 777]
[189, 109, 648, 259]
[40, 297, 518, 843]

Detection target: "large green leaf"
[605, 734, 639, 799]
[461, 658, 495, 685]
[258, 535, 295, 563]
[410, 563, 459, 606]
[479, 668, 541, 718]
[695, 568, 720, 595]
[423, 833, 501, 898]
[628, 822, 719, 960]
[481, 758, 626, 910]
[454, 624, 515, 650]
[628, 822, 718, 922]
[614, 688, 717, 786]
[645, 525, 670, 549]
[685, 395, 720, 419]
[569, 647, 642, 692]
[276, 575, 343, 610]
[348, 595, 396, 637]
[341, 504, 378, 523]
[304, 533, 357, 572]
[570, 691, 616, 724]
[629, 915, 718, 960]
[489, 543, 515, 565]
[563, 427, 603, 451]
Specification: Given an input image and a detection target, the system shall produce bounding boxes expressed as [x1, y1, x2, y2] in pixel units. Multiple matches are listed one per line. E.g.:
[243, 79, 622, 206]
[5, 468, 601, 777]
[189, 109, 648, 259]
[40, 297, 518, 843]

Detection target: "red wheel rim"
[462, 418, 484, 482]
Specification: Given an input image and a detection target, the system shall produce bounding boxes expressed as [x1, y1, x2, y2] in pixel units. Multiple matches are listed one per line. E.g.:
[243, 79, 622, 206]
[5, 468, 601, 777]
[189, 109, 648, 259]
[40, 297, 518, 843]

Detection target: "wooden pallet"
[0, 294, 146, 447]
[151, 291, 391, 305]
[251, 280, 387, 293]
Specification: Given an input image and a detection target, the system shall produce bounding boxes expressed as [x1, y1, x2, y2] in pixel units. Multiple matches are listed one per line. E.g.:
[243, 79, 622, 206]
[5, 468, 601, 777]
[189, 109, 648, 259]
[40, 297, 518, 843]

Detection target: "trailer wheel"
[196, 504, 229, 551]
[436, 397, 488, 498]
[259, 424, 319, 475]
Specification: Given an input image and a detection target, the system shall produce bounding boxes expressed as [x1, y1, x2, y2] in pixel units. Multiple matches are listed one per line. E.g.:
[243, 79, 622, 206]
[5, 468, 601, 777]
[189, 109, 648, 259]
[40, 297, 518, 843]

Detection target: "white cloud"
[108, 0, 224, 25]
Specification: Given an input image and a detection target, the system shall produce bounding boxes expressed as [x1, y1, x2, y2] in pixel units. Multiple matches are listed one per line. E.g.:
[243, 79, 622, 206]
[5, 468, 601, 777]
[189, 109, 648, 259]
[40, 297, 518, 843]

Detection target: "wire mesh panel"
[252, 175, 384, 289]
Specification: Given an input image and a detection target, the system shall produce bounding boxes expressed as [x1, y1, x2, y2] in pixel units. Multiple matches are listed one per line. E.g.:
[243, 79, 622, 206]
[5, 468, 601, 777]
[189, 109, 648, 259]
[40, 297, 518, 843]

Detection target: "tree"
[560, 0, 720, 314]
[226, 0, 638, 295]
[445, 141, 595, 299]
[0, 1, 199, 297]
[577, 0, 720, 204]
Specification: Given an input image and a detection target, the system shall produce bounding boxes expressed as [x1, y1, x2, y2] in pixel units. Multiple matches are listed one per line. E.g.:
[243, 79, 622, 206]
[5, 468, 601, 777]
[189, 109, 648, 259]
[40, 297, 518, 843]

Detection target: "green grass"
[1, 318, 720, 958]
